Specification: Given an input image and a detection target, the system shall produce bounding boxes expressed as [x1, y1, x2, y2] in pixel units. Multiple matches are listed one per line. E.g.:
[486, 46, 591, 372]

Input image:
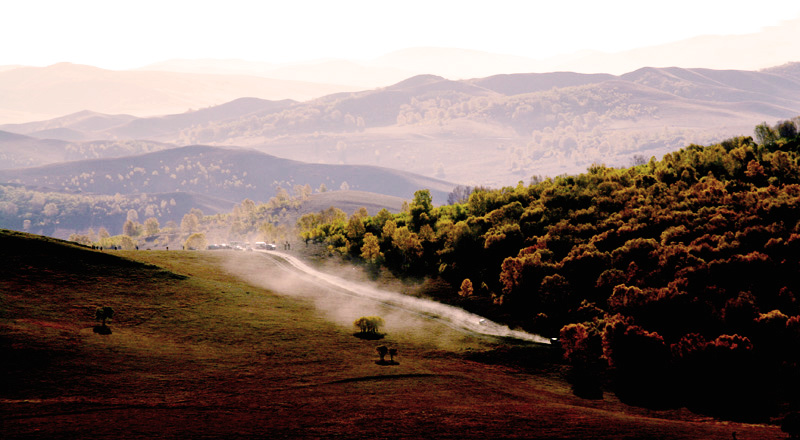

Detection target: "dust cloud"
[221, 250, 549, 348]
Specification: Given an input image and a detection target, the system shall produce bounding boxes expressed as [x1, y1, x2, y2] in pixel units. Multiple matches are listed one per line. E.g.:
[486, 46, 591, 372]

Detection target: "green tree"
[123, 219, 142, 237]
[181, 213, 199, 234]
[185, 232, 208, 250]
[376, 345, 389, 363]
[410, 189, 433, 231]
[95, 306, 114, 326]
[370, 208, 393, 233]
[754, 122, 777, 145]
[144, 217, 160, 236]
[391, 226, 423, 269]
[346, 211, 367, 240]
[360, 233, 384, 264]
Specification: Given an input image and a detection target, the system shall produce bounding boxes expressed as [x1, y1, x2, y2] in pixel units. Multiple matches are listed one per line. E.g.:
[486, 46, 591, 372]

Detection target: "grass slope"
[0, 230, 783, 439]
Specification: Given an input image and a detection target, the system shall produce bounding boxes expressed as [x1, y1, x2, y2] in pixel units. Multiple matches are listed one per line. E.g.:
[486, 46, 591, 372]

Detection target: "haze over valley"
[3, 63, 800, 189]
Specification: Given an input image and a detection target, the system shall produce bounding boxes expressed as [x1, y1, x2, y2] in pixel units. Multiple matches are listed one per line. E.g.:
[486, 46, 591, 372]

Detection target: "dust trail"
[263, 251, 550, 344]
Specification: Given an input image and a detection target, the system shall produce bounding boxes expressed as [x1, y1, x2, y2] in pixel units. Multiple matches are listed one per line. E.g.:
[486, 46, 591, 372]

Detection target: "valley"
[4, 5, 800, 439]
[0, 230, 785, 439]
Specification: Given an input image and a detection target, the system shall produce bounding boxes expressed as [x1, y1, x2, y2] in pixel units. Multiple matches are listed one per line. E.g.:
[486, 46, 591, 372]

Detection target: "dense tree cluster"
[139, 184, 315, 248]
[303, 119, 800, 418]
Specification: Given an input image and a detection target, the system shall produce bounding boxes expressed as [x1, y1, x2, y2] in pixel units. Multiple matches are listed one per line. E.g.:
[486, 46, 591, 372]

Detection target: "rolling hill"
[0, 229, 786, 439]
[0, 129, 175, 169]
[4, 64, 799, 186]
[0, 130, 68, 169]
[0, 145, 454, 204]
[0, 145, 455, 238]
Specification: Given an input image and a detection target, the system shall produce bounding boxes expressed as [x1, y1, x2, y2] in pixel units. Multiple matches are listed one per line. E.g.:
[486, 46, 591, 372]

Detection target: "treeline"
[89, 184, 317, 250]
[298, 118, 800, 419]
[0, 184, 180, 236]
[192, 184, 314, 245]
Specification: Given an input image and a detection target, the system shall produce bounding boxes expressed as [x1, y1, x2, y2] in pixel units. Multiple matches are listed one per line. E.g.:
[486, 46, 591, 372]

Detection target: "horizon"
[3, 1, 800, 71]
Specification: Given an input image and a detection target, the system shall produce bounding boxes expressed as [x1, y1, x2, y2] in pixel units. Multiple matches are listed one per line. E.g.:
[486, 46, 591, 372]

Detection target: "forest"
[56, 183, 314, 251]
[297, 118, 800, 419]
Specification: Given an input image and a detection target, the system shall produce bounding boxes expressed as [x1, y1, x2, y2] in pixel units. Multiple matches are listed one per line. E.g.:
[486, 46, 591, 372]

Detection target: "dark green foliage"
[308, 120, 800, 418]
[376, 345, 388, 363]
[95, 306, 114, 326]
[783, 412, 800, 439]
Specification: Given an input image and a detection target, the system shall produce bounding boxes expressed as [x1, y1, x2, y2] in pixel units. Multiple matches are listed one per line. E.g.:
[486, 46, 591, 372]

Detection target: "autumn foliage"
[303, 119, 800, 418]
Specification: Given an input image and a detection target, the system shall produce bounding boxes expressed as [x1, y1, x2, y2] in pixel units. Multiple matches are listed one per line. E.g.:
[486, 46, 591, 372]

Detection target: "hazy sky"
[4, 0, 800, 69]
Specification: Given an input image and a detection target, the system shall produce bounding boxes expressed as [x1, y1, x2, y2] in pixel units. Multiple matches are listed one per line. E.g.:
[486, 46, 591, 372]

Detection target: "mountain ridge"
[0, 63, 358, 124]
[0, 144, 455, 205]
[3, 64, 800, 188]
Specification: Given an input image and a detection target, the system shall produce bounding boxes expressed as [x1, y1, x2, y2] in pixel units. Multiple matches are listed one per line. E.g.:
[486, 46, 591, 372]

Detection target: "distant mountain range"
[0, 63, 357, 124]
[3, 64, 799, 186]
[2, 56, 800, 240]
[135, 17, 800, 83]
[2, 17, 798, 126]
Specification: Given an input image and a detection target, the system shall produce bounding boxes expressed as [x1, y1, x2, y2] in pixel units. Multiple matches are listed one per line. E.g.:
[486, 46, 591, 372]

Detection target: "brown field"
[0, 230, 786, 439]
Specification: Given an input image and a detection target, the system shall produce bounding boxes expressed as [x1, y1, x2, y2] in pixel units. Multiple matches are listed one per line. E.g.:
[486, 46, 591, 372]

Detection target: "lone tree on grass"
[377, 345, 389, 363]
[388, 348, 398, 363]
[95, 306, 114, 326]
[94, 306, 114, 334]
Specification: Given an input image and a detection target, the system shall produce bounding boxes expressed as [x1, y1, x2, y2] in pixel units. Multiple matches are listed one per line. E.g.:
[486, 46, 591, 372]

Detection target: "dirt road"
[254, 251, 550, 344]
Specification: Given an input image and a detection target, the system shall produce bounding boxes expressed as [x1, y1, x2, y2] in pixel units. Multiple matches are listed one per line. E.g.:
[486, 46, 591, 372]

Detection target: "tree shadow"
[375, 360, 399, 366]
[353, 332, 384, 340]
[565, 365, 605, 400]
[93, 325, 112, 335]
[570, 380, 604, 400]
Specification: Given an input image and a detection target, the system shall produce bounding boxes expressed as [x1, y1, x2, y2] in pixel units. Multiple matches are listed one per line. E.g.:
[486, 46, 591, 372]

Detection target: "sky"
[3, 0, 800, 70]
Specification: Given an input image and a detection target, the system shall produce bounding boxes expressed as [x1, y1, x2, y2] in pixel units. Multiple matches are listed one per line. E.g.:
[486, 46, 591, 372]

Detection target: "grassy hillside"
[0, 229, 784, 439]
